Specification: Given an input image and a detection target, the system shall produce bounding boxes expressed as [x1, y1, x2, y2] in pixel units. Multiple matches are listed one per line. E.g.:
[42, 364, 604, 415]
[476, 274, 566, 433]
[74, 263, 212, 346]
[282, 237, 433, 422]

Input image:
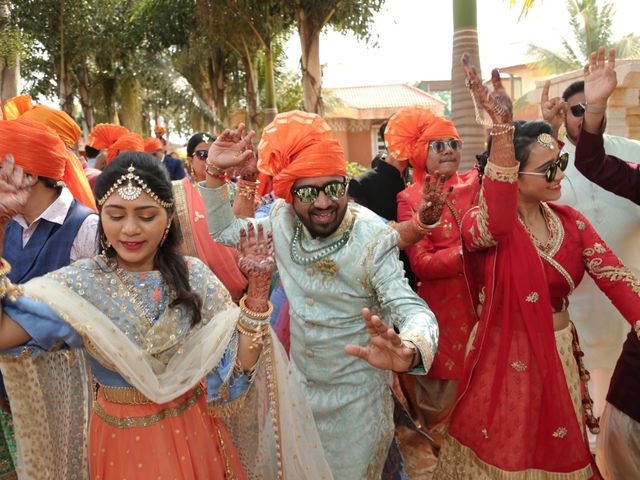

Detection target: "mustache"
[309, 206, 337, 215]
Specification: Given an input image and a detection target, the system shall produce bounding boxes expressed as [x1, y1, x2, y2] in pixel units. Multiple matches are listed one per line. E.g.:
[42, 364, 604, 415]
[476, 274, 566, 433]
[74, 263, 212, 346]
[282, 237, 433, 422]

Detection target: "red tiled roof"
[328, 83, 445, 110]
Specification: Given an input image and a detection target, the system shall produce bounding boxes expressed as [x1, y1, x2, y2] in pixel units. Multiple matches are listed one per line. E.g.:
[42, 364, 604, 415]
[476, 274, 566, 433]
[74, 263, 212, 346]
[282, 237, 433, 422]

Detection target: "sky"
[283, 0, 639, 87]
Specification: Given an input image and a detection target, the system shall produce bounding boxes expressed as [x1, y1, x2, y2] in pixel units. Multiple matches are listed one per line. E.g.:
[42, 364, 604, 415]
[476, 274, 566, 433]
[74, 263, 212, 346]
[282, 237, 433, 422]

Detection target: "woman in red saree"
[434, 55, 640, 479]
[172, 132, 248, 302]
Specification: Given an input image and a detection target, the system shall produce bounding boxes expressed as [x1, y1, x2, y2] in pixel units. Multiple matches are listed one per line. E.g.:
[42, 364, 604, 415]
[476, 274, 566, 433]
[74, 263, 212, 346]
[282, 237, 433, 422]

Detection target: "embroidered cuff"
[484, 161, 519, 183]
[400, 322, 437, 375]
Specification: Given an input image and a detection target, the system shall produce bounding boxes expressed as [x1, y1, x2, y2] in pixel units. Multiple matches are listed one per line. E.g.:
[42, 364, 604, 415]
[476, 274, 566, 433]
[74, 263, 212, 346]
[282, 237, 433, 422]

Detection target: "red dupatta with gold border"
[436, 164, 599, 479]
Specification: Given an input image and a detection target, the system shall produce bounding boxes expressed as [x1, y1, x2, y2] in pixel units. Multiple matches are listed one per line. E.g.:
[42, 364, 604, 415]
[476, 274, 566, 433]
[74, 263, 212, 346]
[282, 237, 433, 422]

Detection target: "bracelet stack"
[237, 295, 273, 350]
[489, 123, 515, 136]
[236, 178, 260, 201]
[205, 163, 226, 181]
[0, 258, 21, 302]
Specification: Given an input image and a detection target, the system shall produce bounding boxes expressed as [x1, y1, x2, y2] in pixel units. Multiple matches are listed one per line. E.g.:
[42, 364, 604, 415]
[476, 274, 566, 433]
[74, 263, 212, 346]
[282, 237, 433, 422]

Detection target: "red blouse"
[397, 169, 480, 379]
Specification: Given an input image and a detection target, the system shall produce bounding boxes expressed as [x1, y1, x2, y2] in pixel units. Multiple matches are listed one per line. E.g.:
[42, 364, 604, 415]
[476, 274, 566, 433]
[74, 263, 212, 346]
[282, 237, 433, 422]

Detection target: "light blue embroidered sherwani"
[200, 184, 438, 480]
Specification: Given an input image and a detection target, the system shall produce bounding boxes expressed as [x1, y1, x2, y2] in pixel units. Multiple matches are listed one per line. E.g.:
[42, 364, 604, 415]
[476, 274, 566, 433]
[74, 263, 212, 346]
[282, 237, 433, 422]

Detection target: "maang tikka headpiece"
[536, 133, 555, 150]
[97, 164, 173, 208]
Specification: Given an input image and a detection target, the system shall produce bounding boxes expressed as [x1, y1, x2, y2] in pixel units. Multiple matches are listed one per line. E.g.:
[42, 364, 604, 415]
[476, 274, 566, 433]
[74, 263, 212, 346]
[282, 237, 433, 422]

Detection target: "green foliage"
[292, 0, 385, 41]
[346, 161, 368, 180]
[527, 0, 640, 74]
[431, 90, 452, 117]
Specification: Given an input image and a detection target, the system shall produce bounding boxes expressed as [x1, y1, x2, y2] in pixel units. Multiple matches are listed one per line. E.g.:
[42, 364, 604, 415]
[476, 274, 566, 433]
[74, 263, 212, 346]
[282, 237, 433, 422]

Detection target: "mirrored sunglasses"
[430, 139, 463, 154]
[291, 180, 347, 204]
[194, 149, 209, 159]
[519, 152, 569, 182]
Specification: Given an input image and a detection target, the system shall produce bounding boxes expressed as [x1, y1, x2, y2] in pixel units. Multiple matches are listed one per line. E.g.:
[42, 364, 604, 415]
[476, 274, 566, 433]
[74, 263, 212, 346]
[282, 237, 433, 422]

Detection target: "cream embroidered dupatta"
[0, 267, 332, 479]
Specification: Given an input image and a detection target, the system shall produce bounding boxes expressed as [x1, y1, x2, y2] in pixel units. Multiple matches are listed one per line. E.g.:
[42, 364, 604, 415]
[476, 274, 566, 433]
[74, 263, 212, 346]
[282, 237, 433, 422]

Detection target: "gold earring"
[160, 222, 171, 246]
[100, 236, 112, 255]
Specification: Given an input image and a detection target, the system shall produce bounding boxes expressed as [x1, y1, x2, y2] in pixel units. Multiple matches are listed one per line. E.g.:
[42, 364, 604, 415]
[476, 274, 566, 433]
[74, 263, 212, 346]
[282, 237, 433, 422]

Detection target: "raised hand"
[584, 47, 617, 105]
[418, 171, 452, 226]
[207, 123, 256, 171]
[0, 155, 35, 225]
[344, 308, 419, 372]
[540, 80, 566, 138]
[236, 223, 274, 281]
[462, 53, 513, 126]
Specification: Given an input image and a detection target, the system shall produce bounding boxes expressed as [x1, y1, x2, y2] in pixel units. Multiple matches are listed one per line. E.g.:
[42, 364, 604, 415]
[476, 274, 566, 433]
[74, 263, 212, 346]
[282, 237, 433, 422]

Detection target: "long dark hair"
[94, 152, 203, 325]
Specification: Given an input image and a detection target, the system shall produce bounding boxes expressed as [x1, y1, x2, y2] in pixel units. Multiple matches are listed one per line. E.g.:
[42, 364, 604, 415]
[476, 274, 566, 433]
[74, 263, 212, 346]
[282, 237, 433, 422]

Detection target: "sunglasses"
[430, 139, 463, 154]
[291, 180, 348, 204]
[569, 103, 586, 117]
[519, 152, 569, 182]
[194, 149, 208, 159]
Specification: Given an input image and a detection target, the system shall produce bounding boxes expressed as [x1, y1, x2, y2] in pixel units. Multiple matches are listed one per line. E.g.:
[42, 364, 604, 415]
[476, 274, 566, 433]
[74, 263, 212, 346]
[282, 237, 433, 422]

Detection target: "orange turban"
[385, 106, 460, 184]
[144, 137, 163, 154]
[257, 110, 346, 203]
[88, 124, 130, 149]
[107, 133, 145, 163]
[88, 124, 144, 163]
[2, 95, 34, 120]
[21, 105, 82, 148]
[0, 118, 96, 211]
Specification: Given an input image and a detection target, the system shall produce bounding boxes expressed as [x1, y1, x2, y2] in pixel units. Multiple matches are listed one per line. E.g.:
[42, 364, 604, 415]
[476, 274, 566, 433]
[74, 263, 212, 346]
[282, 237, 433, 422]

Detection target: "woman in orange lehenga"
[0, 152, 331, 479]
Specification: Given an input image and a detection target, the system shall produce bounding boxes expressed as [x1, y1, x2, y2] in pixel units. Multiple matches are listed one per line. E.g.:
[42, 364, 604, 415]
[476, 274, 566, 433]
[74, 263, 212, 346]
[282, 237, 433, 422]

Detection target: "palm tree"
[451, 0, 485, 169]
[528, 0, 640, 73]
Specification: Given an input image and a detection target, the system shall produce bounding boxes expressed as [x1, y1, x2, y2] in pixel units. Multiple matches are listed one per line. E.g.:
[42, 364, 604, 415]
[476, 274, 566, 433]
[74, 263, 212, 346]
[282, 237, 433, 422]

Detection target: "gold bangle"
[412, 214, 432, 235]
[239, 295, 273, 321]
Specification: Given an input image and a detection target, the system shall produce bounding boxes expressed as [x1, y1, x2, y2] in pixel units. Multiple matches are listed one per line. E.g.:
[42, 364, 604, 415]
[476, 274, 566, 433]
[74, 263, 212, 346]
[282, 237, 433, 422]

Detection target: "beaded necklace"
[289, 214, 355, 281]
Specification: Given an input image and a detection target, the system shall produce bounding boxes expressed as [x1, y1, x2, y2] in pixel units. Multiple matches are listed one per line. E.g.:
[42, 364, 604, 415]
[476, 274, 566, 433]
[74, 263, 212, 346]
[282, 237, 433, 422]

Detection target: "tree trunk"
[76, 62, 94, 132]
[0, 56, 19, 102]
[209, 50, 227, 128]
[119, 76, 143, 134]
[242, 53, 260, 134]
[263, 43, 277, 125]
[451, 0, 485, 170]
[298, 11, 323, 115]
[56, 59, 75, 116]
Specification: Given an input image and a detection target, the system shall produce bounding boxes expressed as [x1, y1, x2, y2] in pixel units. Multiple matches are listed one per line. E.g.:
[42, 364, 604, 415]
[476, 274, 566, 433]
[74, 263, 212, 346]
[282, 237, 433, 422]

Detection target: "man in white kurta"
[551, 80, 640, 450]
[200, 112, 438, 479]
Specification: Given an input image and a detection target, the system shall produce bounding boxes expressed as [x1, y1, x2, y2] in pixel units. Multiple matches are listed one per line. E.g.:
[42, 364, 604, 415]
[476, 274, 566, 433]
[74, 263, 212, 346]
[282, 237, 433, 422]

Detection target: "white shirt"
[557, 134, 640, 370]
[12, 187, 98, 261]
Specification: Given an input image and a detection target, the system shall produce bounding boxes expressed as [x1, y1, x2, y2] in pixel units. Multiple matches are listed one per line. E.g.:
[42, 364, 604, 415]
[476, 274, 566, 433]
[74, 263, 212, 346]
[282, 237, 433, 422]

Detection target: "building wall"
[347, 129, 373, 166]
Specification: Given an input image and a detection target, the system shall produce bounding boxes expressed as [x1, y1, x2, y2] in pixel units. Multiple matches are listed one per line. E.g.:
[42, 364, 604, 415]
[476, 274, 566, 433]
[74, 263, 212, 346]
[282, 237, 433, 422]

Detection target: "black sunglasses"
[569, 103, 586, 117]
[430, 139, 463, 154]
[291, 180, 348, 204]
[194, 149, 208, 159]
[519, 152, 569, 182]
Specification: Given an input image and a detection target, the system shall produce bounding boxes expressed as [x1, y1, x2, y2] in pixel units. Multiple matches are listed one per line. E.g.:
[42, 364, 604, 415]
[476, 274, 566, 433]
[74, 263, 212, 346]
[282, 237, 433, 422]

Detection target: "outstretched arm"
[575, 47, 640, 204]
[199, 125, 271, 245]
[460, 54, 519, 251]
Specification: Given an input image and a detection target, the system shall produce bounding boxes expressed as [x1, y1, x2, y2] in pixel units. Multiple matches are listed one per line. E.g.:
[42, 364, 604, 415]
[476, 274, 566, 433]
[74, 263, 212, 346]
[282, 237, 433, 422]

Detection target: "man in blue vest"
[0, 115, 98, 284]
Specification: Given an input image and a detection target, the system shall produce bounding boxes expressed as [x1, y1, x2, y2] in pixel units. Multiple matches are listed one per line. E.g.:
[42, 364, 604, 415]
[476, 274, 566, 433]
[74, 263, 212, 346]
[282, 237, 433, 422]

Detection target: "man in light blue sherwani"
[200, 112, 439, 479]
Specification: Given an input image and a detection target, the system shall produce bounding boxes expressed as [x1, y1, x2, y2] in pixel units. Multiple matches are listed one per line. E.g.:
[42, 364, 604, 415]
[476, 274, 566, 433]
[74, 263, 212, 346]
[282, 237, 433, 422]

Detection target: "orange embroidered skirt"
[90, 384, 246, 480]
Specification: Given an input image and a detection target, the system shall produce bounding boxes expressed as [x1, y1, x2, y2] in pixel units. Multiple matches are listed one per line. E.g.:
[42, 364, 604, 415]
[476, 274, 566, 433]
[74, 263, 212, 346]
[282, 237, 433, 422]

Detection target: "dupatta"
[442, 219, 597, 479]
[0, 264, 332, 479]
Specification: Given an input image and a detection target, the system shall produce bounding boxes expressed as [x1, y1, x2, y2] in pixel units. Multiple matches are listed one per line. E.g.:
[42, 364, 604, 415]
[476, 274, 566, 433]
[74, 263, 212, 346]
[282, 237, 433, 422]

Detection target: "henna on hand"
[461, 53, 513, 126]
[236, 223, 275, 311]
[418, 172, 451, 225]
